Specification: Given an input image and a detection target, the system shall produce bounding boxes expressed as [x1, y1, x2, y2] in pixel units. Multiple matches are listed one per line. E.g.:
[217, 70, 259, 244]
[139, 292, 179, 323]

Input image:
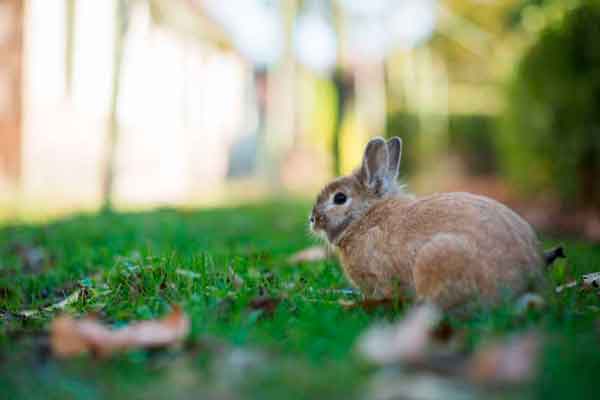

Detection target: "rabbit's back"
[396, 192, 541, 261]
[338, 192, 544, 305]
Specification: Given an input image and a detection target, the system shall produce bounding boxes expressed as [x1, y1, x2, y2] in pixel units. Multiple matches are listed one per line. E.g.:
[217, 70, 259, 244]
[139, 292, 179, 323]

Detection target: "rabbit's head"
[310, 137, 404, 245]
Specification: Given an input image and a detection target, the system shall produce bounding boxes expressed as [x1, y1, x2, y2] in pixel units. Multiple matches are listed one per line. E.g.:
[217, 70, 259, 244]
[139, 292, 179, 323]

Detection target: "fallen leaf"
[357, 304, 441, 364]
[176, 268, 202, 279]
[430, 320, 455, 344]
[555, 280, 578, 293]
[248, 295, 280, 316]
[582, 272, 600, 289]
[466, 332, 541, 385]
[287, 246, 329, 264]
[50, 305, 190, 358]
[18, 289, 81, 318]
[555, 271, 600, 293]
[514, 293, 546, 314]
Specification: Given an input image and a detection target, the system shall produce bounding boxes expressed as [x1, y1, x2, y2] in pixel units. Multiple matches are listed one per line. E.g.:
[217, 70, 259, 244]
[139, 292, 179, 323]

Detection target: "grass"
[0, 201, 599, 399]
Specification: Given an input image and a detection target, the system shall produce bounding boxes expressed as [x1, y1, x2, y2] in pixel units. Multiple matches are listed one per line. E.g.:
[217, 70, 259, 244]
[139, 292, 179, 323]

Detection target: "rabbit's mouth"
[309, 212, 329, 241]
[312, 228, 329, 243]
[310, 209, 326, 230]
[310, 212, 354, 246]
[309, 224, 328, 245]
[327, 215, 354, 245]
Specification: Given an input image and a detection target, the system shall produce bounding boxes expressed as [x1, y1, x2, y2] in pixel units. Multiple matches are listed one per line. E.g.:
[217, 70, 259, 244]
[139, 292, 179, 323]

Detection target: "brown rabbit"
[310, 137, 547, 309]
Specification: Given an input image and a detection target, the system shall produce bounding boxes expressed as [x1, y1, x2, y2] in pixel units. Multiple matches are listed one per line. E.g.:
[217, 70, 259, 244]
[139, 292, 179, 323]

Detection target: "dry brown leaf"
[287, 246, 329, 264]
[18, 289, 81, 318]
[555, 280, 578, 293]
[429, 320, 455, 344]
[51, 305, 190, 358]
[466, 332, 541, 385]
[248, 295, 280, 316]
[357, 304, 442, 364]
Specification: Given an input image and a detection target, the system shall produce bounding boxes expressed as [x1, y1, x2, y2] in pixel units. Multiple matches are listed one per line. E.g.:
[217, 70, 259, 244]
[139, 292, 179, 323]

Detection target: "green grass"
[0, 201, 599, 399]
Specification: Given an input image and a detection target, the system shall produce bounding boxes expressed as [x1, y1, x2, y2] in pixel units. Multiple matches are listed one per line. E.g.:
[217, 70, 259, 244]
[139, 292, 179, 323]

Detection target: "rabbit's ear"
[359, 137, 389, 190]
[386, 137, 402, 181]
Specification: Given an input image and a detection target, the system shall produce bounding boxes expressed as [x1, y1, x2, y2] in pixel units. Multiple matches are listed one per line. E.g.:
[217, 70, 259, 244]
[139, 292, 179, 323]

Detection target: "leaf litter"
[555, 271, 600, 293]
[50, 305, 190, 358]
[287, 245, 329, 264]
[465, 332, 541, 386]
[18, 289, 82, 318]
[249, 294, 281, 316]
[357, 303, 542, 395]
[358, 304, 442, 365]
[16, 272, 104, 318]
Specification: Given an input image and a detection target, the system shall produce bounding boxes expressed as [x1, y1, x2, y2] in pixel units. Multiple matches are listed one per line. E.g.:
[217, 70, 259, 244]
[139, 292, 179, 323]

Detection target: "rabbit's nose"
[311, 211, 326, 227]
[310, 207, 318, 224]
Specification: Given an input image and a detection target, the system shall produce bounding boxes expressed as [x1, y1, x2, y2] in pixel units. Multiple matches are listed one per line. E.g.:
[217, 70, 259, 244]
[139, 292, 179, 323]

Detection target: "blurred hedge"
[386, 112, 498, 177]
[501, 1, 600, 209]
[448, 115, 498, 176]
[385, 112, 420, 176]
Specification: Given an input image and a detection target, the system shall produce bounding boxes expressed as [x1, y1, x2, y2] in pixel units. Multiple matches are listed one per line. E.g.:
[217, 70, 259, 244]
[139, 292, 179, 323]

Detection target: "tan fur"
[311, 137, 544, 310]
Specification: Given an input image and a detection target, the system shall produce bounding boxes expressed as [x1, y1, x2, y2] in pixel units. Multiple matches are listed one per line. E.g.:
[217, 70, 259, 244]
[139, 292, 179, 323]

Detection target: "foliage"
[387, 112, 499, 177]
[385, 112, 420, 176]
[448, 114, 499, 176]
[501, 0, 600, 208]
[507, 0, 582, 30]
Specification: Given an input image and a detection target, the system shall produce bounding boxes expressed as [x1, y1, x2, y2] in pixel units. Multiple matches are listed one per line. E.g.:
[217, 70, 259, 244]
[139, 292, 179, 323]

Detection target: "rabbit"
[310, 137, 549, 310]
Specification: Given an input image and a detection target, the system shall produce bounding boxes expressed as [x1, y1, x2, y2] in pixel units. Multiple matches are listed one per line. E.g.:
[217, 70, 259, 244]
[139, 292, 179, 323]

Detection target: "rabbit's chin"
[310, 227, 331, 245]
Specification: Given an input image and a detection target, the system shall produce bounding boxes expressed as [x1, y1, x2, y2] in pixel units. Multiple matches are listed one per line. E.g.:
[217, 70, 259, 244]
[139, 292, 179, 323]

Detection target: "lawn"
[0, 201, 599, 400]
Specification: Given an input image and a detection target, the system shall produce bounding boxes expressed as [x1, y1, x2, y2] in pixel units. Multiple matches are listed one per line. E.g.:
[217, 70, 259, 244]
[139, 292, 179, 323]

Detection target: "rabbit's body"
[337, 192, 543, 307]
[310, 137, 545, 309]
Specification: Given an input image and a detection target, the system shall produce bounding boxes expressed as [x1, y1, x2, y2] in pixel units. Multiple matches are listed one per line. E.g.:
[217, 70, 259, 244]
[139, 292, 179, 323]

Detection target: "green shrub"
[387, 112, 499, 177]
[448, 114, 499, 176]
[501, 1, 600, 209]
[385, 112, 420, 176]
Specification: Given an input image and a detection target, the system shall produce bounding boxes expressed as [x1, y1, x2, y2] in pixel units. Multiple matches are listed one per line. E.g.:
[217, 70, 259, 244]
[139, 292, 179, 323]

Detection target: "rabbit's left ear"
[386, 137, 402, 181]
[359, 137, 389, 191]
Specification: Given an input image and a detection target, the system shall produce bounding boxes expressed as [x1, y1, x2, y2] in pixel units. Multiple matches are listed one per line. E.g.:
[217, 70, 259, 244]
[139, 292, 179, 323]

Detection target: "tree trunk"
[65, 0, 76, 97]
[0, 0, 24, 188]
[102, 0, 127, 211]
[332, 69, 354, 177]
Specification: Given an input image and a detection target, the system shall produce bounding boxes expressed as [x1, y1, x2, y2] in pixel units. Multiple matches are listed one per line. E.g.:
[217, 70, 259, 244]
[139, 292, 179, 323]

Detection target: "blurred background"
[0, 0, 599, 239]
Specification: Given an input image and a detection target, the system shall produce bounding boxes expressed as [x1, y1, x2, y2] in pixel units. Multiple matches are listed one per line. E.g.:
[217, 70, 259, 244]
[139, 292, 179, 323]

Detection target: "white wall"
[22, 0, 247, 208]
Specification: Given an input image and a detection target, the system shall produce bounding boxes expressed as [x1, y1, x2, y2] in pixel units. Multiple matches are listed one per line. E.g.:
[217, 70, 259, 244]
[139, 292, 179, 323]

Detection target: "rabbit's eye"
[333, 192, 347, 205]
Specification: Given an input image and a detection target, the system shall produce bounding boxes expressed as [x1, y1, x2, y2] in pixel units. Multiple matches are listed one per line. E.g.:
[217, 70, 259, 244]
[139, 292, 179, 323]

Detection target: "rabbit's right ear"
[358, 137, 389, 190]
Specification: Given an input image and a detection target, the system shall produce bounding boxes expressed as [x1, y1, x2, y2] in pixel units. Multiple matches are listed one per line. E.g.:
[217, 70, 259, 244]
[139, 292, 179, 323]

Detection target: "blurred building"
[18, 0, 253, 209]
[0, 0, 23, 196]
